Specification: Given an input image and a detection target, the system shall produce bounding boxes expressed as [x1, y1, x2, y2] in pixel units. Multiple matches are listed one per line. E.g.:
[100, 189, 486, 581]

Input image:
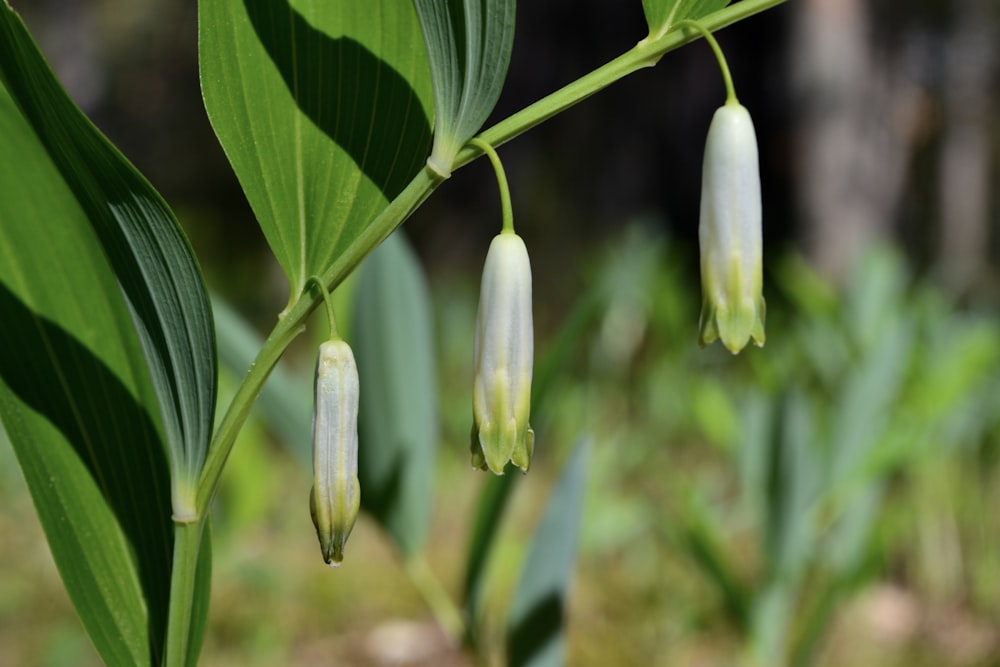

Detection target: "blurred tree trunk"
[937, 0, 996, 291]
[791, 0, 922, 282]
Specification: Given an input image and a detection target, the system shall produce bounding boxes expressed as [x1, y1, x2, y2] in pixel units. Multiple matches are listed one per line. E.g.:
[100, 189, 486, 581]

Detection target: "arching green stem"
[676, 20, 737, 104]
[197, 0, 785, 520]
[195, 0, 785, 528]
[305, 275, 340, 339]
[468, 137, 514, 234]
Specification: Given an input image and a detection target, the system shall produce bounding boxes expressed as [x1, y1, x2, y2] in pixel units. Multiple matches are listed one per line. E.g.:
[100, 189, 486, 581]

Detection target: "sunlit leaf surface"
[200, 0, 433, 299]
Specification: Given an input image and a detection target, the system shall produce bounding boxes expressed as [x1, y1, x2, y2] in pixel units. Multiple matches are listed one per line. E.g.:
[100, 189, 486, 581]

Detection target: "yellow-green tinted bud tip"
[471, 232, 535, 474]
[698, 102, 766, 354]
[310, 339, 362, 566]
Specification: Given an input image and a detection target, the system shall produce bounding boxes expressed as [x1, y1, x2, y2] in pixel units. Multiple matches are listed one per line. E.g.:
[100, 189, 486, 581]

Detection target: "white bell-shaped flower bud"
[309, 338, 361, 566]
[698, 101, 766, 353]
[472, 231, 535, 474]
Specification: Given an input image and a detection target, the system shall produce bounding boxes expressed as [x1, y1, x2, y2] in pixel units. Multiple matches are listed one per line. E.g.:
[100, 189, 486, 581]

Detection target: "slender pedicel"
[468, 139, 535, 473]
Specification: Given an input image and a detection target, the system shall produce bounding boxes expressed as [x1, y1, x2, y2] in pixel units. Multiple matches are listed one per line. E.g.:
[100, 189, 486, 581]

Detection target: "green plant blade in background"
[199, 0, 433, 300]
[676, 493, 751, 632]
[506, 441, 590, 667]
[0, 3, 217, 515]
[352, 231, 438, 557]
[463, 471, 517, 642]
[413, 0, 515, 172]
[823, 331, 914, 579]
[762, 391, 822, 582]
[640, 0, 731, 41]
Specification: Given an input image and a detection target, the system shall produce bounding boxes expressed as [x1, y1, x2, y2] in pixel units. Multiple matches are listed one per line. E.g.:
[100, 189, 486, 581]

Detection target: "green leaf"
[0, 5, 217, 664]
[413, 0, 516, 173]
[463, 471, 517, 638]
[749, 581, 794, 666]
[762, 391, 822, 580]
[506, 441, 589, 667]
[828, 317, 914, 482]
[641, 0, 732, 40]
[199, 0, 434, 299]
[823, 484, 882, 578]
[352, 232, 438, 557]
[0, 39, 170, 667]
[0, 3, 217, 514]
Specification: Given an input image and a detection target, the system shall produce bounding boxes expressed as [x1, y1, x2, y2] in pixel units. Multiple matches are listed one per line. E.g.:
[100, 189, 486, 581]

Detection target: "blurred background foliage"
[3, 0, 1000, 665]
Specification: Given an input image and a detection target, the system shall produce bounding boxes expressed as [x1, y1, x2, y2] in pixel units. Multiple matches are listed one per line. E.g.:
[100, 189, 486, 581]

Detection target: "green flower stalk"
[698, 101, 766, 353]
[471, 231, 535, 474]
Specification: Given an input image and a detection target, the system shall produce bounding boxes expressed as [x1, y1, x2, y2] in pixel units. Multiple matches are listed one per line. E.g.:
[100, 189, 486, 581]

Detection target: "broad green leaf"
[641, 0, 732, 41]
[0, 251, 169, 666]
[413, 0, 515, 173]
[0, 6, 215, 662]
[352, 231, 438, 556]
[0, 3, 217, 514]
[0, 48, 170, 667]
[200, 0, 433, 300]
[506, 441, 589, 667]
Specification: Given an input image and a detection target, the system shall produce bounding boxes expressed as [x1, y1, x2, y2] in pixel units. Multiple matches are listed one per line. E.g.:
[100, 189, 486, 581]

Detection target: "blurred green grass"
[2, 225, 999, 666]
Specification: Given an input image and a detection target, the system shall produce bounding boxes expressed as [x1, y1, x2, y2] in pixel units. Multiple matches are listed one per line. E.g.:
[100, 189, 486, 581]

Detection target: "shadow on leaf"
[507, 591, 564, 667]
[244, 0, 431, 199]
[0, 281, 172, 665]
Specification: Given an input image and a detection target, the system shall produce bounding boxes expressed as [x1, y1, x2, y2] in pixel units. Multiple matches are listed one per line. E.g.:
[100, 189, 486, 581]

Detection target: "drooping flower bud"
[471, 231, 535, 474]
[698, 101, 766, 354]
[310, 338, 361, 566]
